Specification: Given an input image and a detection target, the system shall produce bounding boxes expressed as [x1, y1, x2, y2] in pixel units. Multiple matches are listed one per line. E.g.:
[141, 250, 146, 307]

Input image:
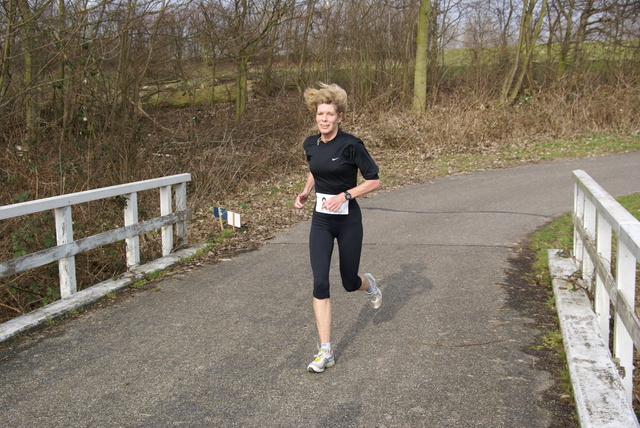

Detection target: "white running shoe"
[365, 273, 382, 309]
[307, 348, 335, 373]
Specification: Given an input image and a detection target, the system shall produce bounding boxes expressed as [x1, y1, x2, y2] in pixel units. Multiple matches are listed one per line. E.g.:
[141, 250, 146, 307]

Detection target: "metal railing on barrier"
[572, 169, 640, 403]
[0, 174, 192, 300]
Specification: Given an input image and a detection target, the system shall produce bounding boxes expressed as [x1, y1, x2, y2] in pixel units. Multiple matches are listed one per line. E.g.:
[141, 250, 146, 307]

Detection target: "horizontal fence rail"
[0, 174, 192, 300]
[572, 169, 640, 403]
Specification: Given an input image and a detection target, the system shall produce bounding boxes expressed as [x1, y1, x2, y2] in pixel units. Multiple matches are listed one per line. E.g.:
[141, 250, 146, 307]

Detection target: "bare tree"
[500, 0, 547, 105]
[16, 0, 54, 145]
[208, 0, 292, 121]
[198, 2, 223, 107]
[295, 0, 317, 91]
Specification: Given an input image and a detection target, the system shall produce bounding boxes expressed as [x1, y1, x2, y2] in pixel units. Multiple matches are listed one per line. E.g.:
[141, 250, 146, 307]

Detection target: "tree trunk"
[500, 0, 547, 105]
[56, 0, 70, 142]
[264, 30, 276, 95]
[574, 0, 595, 70]
[210, 58, 217, 107]
[0, 0, 16, 101]
[556, 0, 574, 78]
[412, 0, 431, 115]
[236, 54, 249, 121]
[232, 0, 290, 120]
[200, 3, 218, 107]
[17, 0, 37, 144]
[427, 0, 440, 101]
[297, 0, 315, 92]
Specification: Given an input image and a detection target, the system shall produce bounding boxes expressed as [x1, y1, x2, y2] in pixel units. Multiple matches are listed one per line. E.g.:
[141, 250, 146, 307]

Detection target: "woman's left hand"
[322, 194, 347, 212]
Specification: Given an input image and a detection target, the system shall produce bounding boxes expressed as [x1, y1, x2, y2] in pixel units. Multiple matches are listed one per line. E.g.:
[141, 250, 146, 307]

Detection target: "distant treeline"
[1, 0, 638, 148]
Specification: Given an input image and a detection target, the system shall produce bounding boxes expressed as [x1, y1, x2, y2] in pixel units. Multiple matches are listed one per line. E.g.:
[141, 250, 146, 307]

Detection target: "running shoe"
[365, 273, 382, 309]
[307, 348, 335, 373]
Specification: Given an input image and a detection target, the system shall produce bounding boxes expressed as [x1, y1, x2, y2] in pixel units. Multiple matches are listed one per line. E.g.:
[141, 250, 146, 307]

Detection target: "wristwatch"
[344, 191, 352, 201]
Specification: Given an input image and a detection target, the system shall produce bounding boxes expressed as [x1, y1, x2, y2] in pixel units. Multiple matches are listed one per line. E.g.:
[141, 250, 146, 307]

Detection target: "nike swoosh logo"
[332, 157, 340, 161]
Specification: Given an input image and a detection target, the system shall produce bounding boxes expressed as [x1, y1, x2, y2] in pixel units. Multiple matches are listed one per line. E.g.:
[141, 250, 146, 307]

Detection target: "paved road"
[1, 152, 640, 427]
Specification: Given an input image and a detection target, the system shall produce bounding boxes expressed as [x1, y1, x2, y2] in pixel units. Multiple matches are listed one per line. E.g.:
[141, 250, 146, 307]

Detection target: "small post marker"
[212, 207, 227, 232]
[213, 207, 241, 231]
[227, 211, 241, 229]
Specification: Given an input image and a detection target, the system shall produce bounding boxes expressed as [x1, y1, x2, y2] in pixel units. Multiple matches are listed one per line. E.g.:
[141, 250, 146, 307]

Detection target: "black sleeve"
[346, 140, 379, 180]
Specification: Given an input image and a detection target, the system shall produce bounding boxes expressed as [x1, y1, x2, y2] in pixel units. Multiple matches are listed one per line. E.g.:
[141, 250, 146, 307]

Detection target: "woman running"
[294, 82, 382, 373]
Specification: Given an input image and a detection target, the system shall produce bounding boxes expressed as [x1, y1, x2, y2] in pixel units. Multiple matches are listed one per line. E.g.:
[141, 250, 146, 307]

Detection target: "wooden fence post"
[595, 211, 612, 341]
[160, 185, 173, 256]
[124, 192, 140, 268]
[573, 182, 584, 266]
[55, 206, 77, 298]
[175, 182, 188, 247]
[582, 195, 596, 291]
[614, 231, 637, 402]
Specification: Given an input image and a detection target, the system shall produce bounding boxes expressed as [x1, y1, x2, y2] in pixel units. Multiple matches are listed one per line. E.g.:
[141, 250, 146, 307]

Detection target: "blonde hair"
[303, 82, 348, 114]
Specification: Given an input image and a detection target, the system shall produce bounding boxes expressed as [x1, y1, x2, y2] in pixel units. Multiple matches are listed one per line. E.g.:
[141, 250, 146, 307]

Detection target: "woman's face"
[316, 103, 343, 140]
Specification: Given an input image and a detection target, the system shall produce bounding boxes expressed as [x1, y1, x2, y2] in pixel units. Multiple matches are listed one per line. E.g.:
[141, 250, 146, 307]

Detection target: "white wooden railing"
[572, 169, 640, 402]
[0, 174, 191, 300]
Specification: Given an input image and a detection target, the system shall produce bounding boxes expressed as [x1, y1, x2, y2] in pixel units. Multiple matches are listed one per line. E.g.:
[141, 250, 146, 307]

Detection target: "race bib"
[315, 192, 349, 215]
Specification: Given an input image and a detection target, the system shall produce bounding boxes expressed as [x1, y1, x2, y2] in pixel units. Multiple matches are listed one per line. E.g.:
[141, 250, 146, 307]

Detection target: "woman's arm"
[294, 172, 315, 209]
[345, 178, 381, 200]
[322, 178, 381, 212]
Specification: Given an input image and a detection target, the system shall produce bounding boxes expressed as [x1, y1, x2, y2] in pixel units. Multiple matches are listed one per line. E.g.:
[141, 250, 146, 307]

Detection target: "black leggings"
[309, 201, 363, 299]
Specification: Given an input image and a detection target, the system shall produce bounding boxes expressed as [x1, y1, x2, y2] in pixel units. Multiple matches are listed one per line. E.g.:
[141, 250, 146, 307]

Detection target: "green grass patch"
[221, 228, 234, 238]
[179, 244, 215, 264]
[430, 134, 640, 179]
[142, 81, 236, 109]
[131, 280, 147, 289]
[146, 271, 163, 281]
[441, 40, 640, 70]
[616, 194, 640, 221]
[529, 192, 640, 300]
[529, 214, 574, 285]
[209, 228, 235, 244]
[533, 328, 565, 354]
[502, 134, 640, 162]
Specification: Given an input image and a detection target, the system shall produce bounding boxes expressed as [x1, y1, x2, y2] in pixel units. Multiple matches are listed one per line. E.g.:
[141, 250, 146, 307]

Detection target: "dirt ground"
[502, 238, 579, 427]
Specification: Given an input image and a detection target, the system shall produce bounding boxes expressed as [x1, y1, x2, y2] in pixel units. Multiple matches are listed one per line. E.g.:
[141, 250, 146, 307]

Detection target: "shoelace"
[314, 350, 332, 361]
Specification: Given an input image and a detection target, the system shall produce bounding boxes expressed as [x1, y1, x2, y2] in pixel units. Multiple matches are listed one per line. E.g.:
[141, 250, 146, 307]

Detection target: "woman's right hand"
[294, 191, 308, 209]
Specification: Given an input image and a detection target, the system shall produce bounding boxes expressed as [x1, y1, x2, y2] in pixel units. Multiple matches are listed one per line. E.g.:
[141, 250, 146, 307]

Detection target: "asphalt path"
[1, 152, 640, 427]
